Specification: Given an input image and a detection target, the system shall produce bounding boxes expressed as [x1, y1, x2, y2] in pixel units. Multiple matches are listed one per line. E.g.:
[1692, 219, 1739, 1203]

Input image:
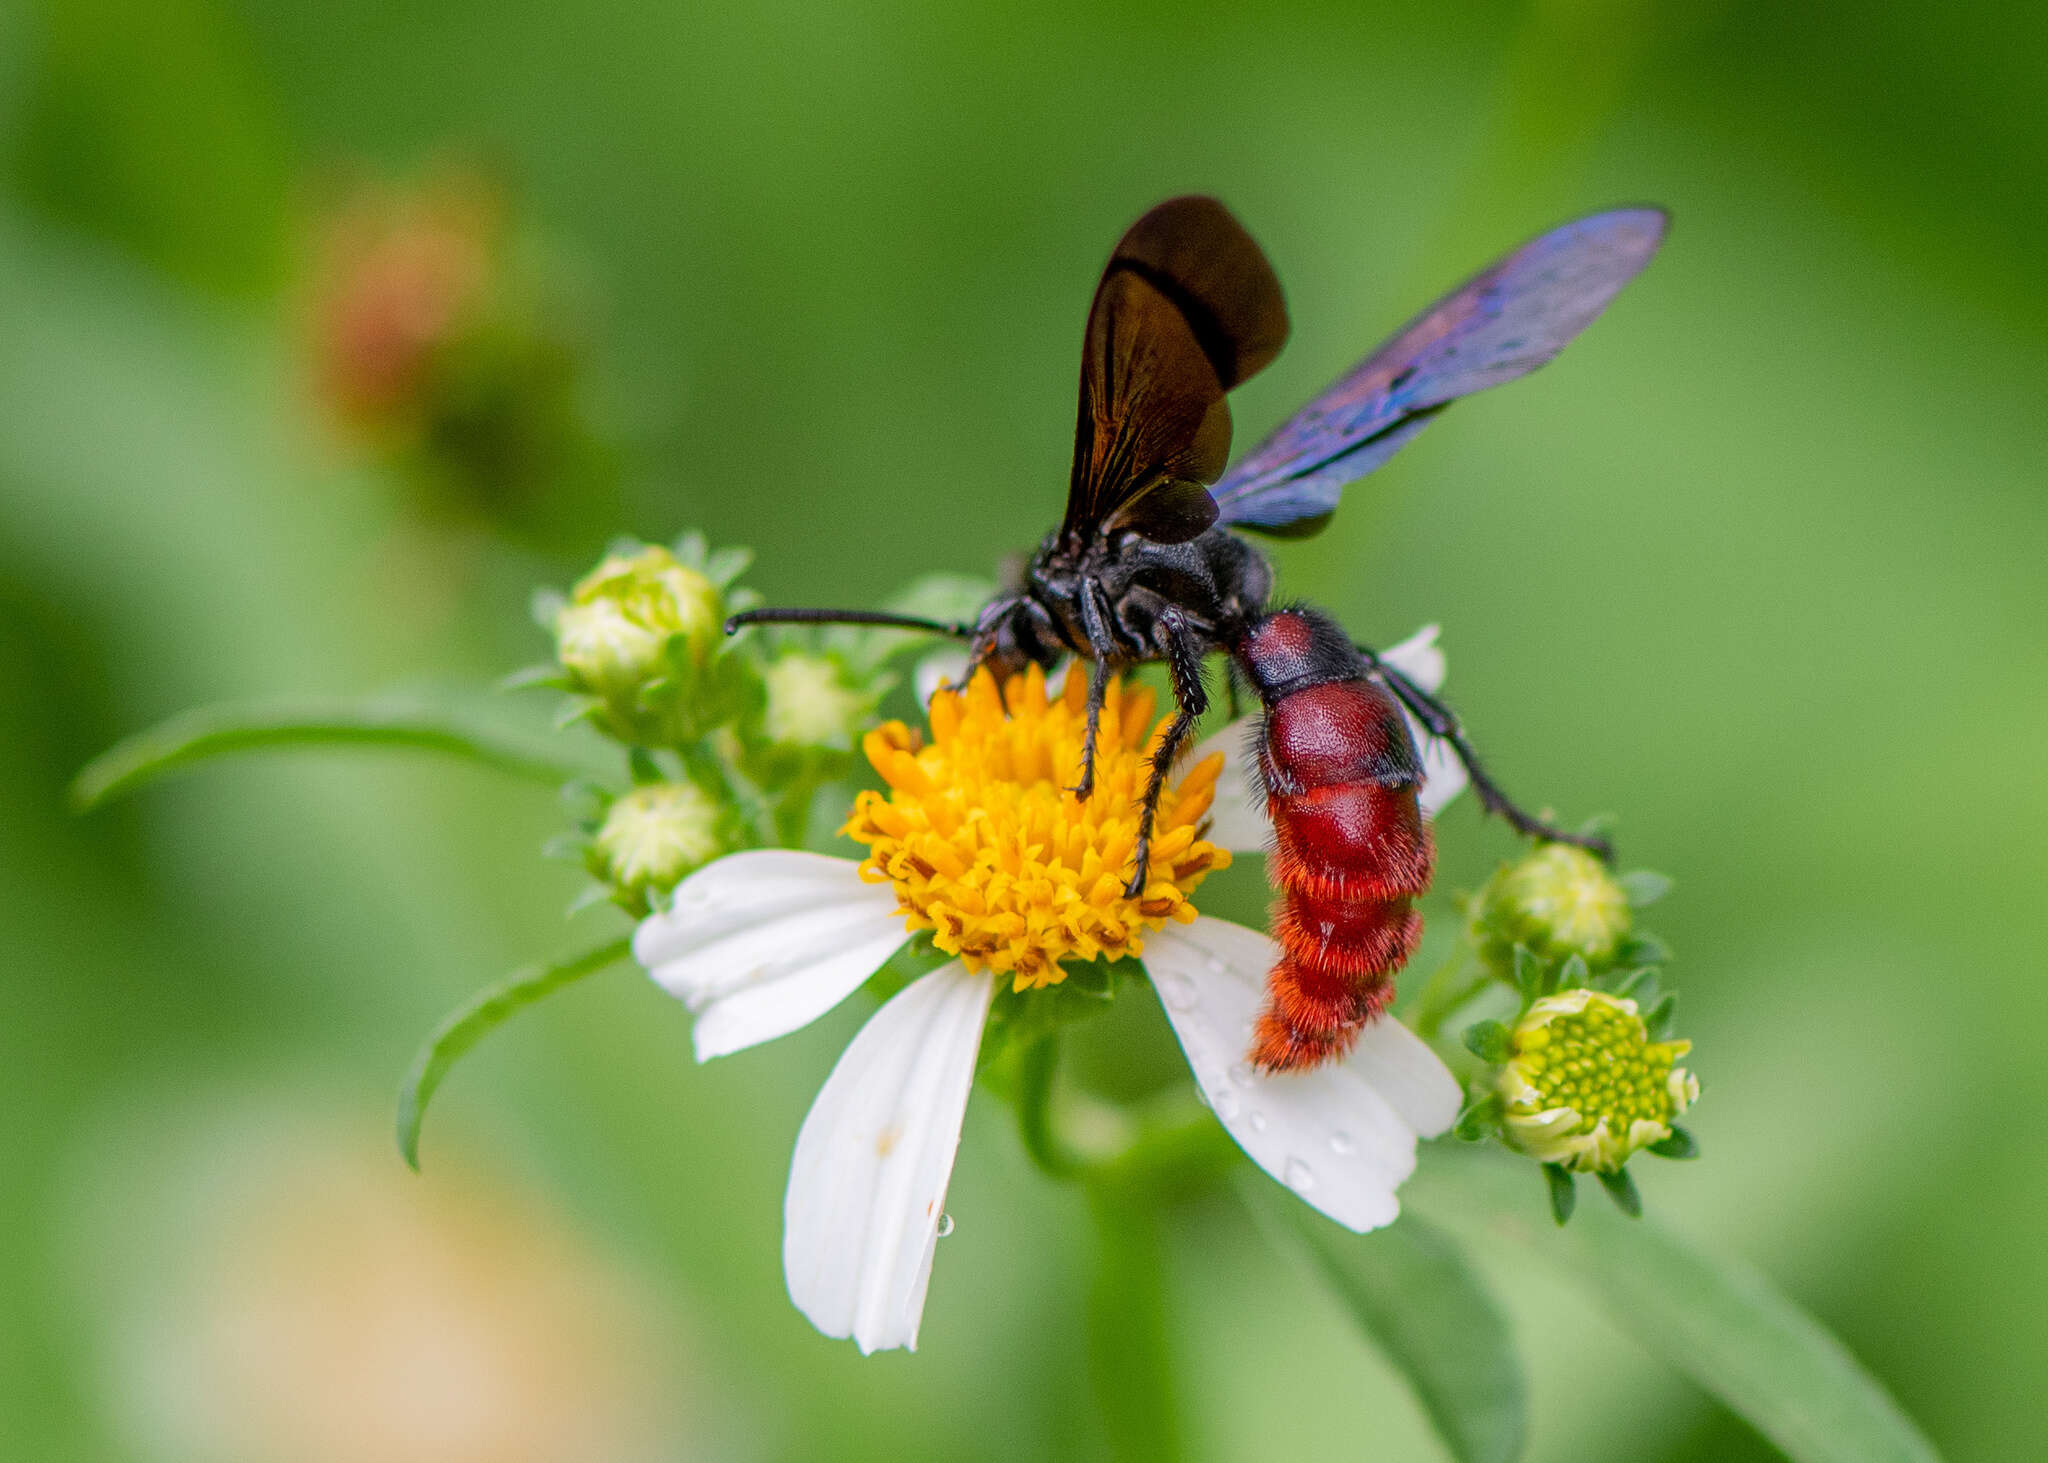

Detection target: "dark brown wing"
[1062, 196, 1289, 546]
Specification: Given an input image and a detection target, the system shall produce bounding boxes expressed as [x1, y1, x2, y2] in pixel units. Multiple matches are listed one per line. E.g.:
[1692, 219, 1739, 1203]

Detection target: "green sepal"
[1511, 944, 1543, 1001]
[1462, 1019, 1512, 1064]
[1650, 1125, 1700, 1160]
[1609, 966, 1654, 998]
[395, 937, 632, 1170]
[1617, 931, 1672, 966]
[1619, 869, 1674, 906]
[499, 662, 570, 692]
[1453, 1092, 1503, 1143]
[1544, 1163, 1577, 1226]
[1644, 991, 1679, 1041]
[977, 954, 1136, 1079]
[1598, 1166, 1644, 1218]
[627, 747, 663, 784]
[1553, 952, 1589, 996]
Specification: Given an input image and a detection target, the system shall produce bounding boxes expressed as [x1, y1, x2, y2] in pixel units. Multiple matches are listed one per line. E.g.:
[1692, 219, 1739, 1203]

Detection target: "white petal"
[1415, 730, 1469, 818]
[783, 962, 995, 1353]
[1187, 716, 1269, 854]
[1378, 623, 1446, 693]
[1379, 623, 1467, 817]
[1143, 917, 1461, 1233]
[633, 850, 907, 1061]
[914, 648, 970, 704]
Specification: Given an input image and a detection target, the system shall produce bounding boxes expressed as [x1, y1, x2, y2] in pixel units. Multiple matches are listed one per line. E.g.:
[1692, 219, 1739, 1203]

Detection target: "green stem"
[1014, 1035, 1085, 1180]
[1085, 1187, 1184, 1463]
[1411, 953, 1497, 1043]
[73, 699, 594, 810]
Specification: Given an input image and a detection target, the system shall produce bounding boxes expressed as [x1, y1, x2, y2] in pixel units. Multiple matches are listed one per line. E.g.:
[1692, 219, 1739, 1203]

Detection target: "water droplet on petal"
[1157, 971, 1199, 1012]
[1329, 1131, 1356, 1156]
[1248, 1110, 1268, 1133]
[1284, 1158, 1316, 1192]
[935, 1212, 955, 1238]
[1192, 1080, 1212, 1109]
[1229, 1062, 1255, 1087]
[1214, 1088, 1242, 1119]
[1204, 954, 1228, 974]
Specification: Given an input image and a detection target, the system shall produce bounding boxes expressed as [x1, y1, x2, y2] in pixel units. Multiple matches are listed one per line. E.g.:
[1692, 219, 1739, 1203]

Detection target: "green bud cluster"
[1445, 841, 1698, 1222]
[531, 532, 995, 913]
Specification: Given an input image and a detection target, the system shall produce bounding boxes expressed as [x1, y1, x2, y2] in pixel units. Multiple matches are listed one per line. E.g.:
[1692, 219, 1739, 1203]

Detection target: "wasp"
[733, 196, 1665, 1070]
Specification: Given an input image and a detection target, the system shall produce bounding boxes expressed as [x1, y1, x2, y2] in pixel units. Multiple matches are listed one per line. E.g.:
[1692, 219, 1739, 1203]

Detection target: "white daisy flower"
[633, 629, 1467, 1353]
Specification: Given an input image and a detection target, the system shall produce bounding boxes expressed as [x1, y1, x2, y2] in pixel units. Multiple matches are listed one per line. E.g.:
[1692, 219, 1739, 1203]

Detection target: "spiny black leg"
[1364, 648, 1614, 861]
[725, 607, 976, 638]
[1124, 615, 1210, 898]
[1069, 579, 1126, 802]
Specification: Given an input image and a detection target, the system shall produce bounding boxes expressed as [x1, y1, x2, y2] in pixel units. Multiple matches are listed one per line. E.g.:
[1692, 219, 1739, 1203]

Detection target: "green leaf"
[1619, 869, 1674, 906]
[1544, 1163, 1578, 1225]
[1644, 991, 1679, 1041]
[395, 937, 632, 1170]
[1555, 952, 1589, 995]
[1409, 1154, 1943, 1463]
[1241, 1180, 1526, 1463]
[72, 697, 600, 810]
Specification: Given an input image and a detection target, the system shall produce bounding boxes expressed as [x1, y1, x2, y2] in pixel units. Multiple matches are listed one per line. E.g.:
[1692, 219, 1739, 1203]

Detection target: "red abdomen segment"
[1233, 609, 1432, 1072]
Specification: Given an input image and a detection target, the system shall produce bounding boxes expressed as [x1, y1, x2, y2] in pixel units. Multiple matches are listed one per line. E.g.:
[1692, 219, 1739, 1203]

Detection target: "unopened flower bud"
[1497, 989, 1698, 1173]
[760, 653, 873, 751]
[590, 782, 725, 912]
[1472, 843, 1632, 972]
[554, 545, 722, 705]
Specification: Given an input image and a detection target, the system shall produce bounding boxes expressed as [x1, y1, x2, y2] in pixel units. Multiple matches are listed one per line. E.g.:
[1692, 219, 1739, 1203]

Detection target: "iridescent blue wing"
[1211, 208, 1668, 537]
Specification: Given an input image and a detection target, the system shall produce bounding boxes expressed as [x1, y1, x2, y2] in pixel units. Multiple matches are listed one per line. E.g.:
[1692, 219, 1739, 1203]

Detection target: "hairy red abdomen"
[1234, 609, 1432, 1072]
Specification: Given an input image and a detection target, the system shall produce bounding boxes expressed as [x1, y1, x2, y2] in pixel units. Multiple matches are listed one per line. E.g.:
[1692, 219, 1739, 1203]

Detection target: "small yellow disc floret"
[843, 666, 1230, 991]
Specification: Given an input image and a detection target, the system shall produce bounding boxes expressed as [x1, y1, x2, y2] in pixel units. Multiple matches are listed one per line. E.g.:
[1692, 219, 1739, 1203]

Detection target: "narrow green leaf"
[395, 937, 632, 1170]
[1410, 1155, 1943, 1463]
[1544, 1163, 1578, 1225]
[73, 698, 598, 810]
[1242, 1179, 1526, 1463]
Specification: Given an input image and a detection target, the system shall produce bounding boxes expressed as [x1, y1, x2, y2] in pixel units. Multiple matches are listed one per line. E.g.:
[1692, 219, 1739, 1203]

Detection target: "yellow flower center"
[842, 665, 1230, 990]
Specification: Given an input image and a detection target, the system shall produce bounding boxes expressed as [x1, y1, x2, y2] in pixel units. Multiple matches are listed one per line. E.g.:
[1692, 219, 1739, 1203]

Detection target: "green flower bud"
[1472, 843, 1632, 973]
[589, 782, 725, 913]
[554, 545, 722, 701]
[1496, 989, 1698, 1173]
[761, 653, 872, 751]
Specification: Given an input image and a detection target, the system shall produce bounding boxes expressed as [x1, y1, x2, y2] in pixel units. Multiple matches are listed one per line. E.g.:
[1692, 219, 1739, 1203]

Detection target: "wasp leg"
[1068, 580, 1127, 802]
[725, 607, 976, 638]
[1363, 647, 1614, 861]
[1123, 614, 1211, 898]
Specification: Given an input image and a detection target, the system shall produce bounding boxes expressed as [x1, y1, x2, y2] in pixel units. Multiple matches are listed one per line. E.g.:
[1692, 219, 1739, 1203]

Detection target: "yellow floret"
[842, 665, 1229, 990]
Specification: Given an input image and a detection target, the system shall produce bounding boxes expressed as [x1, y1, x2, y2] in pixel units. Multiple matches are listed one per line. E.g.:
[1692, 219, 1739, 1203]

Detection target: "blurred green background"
[2, 0, 2042, 1458]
